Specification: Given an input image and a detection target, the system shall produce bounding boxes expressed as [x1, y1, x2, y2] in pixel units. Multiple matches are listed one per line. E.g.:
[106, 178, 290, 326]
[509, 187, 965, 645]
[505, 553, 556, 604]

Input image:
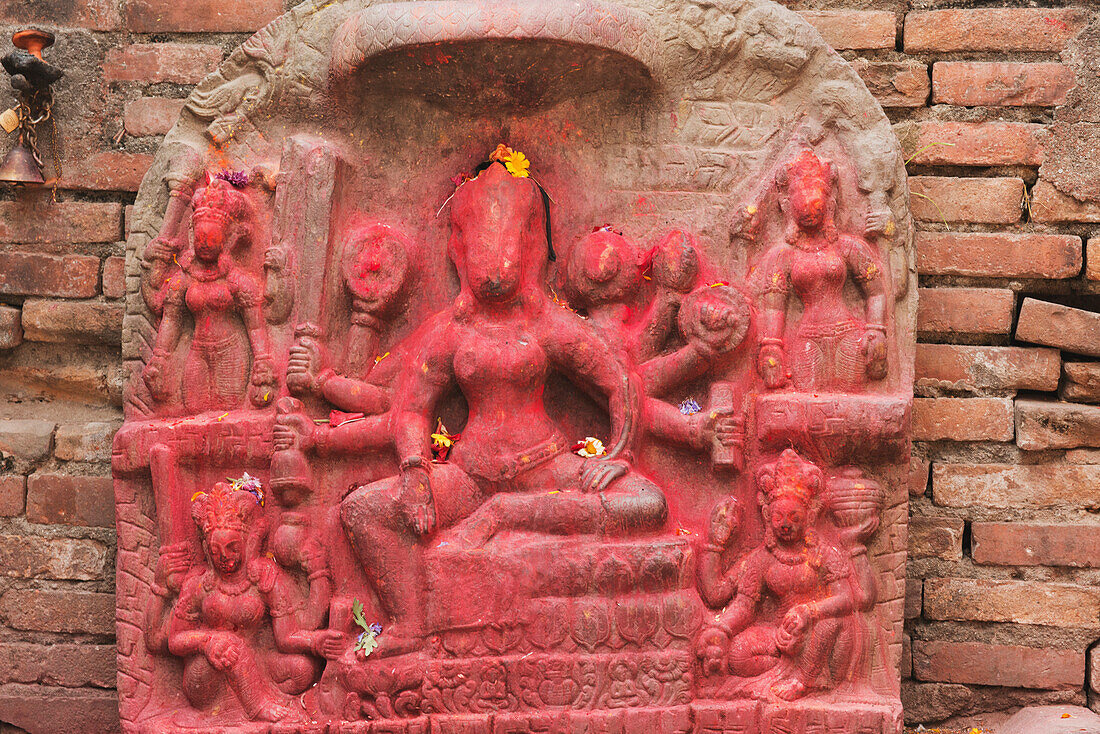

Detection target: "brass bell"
[0, 139, 44, 185]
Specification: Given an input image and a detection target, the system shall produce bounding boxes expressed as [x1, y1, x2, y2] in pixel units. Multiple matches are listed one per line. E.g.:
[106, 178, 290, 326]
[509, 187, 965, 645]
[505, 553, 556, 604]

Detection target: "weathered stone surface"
[0, 202, 122, 244]
[1031, 181, 1100, 224]
[0, 476, 24, 517]
[932, 62, 1076, 107]
[913, 397, 1013, 442]
[999, 705, 1100, 734]
[1017, 298, 1100, 358]
[54, 422, 121, 463]
[0, 589, 115, 635]
[1015, 398, 1100, 450]
[1062, 362, 1100, 403]
[972, 522, 1100, 567]
[21, 300, 124, 346]
[26, 473, 114, 527]
[0, 419, 55, 470]
[909, 177, 1023, 224]
[0, 643, 115, 688]
[0, 534, 108, 580]
[916, 344, 1061, 393]
[104, 43, 222, 84]
[908, 516, 964, 561]
[0, 304, 22, 349]
[904, 9, 1089, 52]
[0, 252, 100, 299]
[917, 233, 1080, 278]
[917, 288, 1014, 335]
[933, 463, 1100, 509]
[124, 98, 187, 138]
[798, 11, 895, 50]
[853, 59, 929, 108]
[0, 683, 120, 734]
[912, 641, 1083, 689]
[923, 578, 1100, 628]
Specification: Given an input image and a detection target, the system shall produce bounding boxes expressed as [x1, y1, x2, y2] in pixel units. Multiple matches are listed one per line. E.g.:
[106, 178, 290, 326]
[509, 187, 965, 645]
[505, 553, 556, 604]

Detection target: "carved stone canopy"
[115, 1, 914, 732]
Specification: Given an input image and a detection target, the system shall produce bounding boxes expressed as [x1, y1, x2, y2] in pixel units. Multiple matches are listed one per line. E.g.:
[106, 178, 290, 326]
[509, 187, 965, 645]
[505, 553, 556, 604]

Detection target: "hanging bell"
[0, 138, 44, 185]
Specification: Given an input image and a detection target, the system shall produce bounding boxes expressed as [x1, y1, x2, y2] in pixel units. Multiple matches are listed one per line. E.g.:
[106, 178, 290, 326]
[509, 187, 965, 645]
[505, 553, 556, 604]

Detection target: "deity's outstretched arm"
[317, 371, 391, 415]
[390, 316, 458, 463]
[542, 307, 638, 460]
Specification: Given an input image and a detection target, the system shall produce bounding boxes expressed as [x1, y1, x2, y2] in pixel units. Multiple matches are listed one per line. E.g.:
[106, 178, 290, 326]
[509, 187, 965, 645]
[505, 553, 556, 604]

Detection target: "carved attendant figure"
[755, 150, 888, 391]
[340, 161, 668, 656]
[698, 450, 860, 701]
[167, 483, 341, 722]
[143, 177, 277, 412]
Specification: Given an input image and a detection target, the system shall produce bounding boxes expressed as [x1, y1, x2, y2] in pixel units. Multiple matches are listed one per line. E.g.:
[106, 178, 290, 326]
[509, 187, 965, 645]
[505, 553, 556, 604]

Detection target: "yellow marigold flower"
[505, 151, 530, 178]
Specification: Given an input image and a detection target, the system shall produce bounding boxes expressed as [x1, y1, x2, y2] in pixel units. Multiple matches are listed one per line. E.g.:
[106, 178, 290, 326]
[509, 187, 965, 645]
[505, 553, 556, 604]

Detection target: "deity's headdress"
[190, 481, 261, 537]
[191, 177, 256, 250]
[757, 448, 823, 507]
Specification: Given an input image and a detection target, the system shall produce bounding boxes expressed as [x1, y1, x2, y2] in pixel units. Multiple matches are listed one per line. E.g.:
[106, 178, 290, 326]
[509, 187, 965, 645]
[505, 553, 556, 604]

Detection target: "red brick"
[1062, 362, 1100, 404]
[21, 300, 123, 346]
[0, 252, 100, 298]
[102, 256, 126, 300]
[917, 288, 1014, 336]
[1015, 398, 1100, 450]
[0, 589, 115, 634]
[916, 344, 1060, 393]
[123, 97, 185, 138]
[0, 304, 22, 349]
[909, 456, 930, 498]
[0, 643, 115, 688]
[61, 151, 153, 193]
[913, 640, 1082, 689]
[904, 121, 1045, 166]
[933, 463, 1100, 510]
[0, 0, 120, 30]
[0, 683, 119, 734]
[904, 9, 1088, 52]
[913, 397, 1013, 442]
[917, 232, 1080, 279]
[909, 177, 1023, 224]
[798, 11, 896, 50]
[125, 0, 283, 32]
[1017, 298, 1100, 358]
[1089, 239, 1100, 280]
[0, 534, 107, 580]
[908, 516, 964, 561]
[905, 578, 922, 620]
[933, 62, 1076, 107]
[924, 577, 1100, 628]
[26, 473, 113, 527]
[902, 634, 911, 679]
[54, 422, 120, 462]
[853, 59, 929, 108]
[973, 522, 1100, 568]
[104, 43, 223, 84]
[0, 476, 25, 517]
[0, 201, 121, 244]
[1031, 181, 1100, 224]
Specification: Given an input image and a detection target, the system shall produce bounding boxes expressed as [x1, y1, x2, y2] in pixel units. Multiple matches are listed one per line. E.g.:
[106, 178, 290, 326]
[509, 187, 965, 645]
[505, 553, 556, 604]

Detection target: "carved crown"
[756, 449, 823, 506]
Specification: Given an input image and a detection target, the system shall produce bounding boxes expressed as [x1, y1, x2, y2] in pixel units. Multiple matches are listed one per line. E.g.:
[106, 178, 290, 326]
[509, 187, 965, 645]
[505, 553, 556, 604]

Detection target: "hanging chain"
[10, 88, 60, 196]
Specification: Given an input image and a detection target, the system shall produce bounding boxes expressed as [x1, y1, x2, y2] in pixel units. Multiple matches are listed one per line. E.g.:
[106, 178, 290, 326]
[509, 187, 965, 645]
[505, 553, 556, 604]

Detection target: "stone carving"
[115, 1, 913, 732]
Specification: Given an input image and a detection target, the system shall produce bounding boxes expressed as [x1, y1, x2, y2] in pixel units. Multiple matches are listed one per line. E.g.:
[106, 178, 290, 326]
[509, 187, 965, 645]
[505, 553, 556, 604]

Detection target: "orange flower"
[489, 143, 513, 163]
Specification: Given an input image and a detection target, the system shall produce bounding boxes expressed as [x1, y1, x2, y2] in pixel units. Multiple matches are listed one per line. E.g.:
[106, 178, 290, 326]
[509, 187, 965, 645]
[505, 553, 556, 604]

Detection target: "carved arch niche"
[115, 1, 913, 732]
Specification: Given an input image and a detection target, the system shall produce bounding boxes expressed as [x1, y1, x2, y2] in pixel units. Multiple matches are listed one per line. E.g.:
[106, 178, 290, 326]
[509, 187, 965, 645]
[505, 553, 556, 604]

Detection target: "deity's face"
[786, 176, 829, 232]
[208, 527, 245, 575]
[450, 163, 545, 305]
[193, 218, 228, 263]
[769, 495, 809, 544]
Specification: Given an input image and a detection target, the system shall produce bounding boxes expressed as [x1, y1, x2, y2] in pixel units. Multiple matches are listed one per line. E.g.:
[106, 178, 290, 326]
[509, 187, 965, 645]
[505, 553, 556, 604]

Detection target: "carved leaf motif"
[570, 601, 611, 653]
[614, 598, 660, 646]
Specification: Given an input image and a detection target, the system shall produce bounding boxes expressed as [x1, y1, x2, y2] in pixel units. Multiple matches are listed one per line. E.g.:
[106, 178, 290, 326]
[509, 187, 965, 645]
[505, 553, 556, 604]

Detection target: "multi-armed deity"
[114, 1, 913, 732]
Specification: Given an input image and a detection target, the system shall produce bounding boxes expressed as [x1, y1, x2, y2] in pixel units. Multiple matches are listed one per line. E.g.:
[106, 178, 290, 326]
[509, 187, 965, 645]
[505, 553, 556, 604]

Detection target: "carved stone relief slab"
[115, 1, 914, 732]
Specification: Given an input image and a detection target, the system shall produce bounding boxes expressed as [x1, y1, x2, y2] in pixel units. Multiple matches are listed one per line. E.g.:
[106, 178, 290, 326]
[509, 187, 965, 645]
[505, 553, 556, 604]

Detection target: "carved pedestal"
[115, 1, 915, 732]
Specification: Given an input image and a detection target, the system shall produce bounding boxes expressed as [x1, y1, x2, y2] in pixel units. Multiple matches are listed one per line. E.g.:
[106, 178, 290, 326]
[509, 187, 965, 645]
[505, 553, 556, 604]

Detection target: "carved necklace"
[215, 574, 252, 596]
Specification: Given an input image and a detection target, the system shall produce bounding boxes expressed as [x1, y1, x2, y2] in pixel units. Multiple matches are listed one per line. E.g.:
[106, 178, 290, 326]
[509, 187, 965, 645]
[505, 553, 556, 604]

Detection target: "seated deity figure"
[165, 483, 342, 722]
[754, 149, 888, 391]
[142, 177, 278, 412]
[339, 161, 668, 657]
[697, 450, 860, 701]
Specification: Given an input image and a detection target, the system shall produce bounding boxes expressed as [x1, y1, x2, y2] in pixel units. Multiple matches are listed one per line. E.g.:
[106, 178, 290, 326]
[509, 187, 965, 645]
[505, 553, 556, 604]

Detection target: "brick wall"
[0, 1, 1097, 731]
